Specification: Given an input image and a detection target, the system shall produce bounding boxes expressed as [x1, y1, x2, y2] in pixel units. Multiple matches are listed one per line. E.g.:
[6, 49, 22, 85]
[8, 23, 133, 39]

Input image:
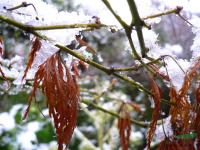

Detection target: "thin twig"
[142, 6, 183, 20]
[26, 23, 112, 31]
[6, 2, 37, 14]
[82, 99, 149, 127]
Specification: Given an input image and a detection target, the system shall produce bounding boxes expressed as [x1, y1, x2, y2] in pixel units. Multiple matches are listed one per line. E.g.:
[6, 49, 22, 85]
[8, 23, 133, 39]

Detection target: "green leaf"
[176, 132, 197, 139]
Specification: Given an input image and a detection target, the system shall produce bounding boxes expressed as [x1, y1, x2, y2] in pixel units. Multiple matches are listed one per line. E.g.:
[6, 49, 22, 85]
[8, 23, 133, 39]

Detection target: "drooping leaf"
[179, 58, 200, 97]
[196, 83, 200, 104]
[0, 36, 4, 56]
[0, 36, 9, 87]
[23, 52, 80, 150]
[146, 78, 161, 150]
[118, 104, 131, 150]
[22, 37, 41, 81]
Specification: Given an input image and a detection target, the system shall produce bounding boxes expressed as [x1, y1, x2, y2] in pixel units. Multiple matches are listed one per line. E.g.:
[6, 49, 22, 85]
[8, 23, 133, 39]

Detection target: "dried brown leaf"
[118, 104, 131, 150]
[158, 139, 195, 150]
[196, 84, 200, 104]
[22, 37, 41, 81]
[0, 36, 4, 56]
[179, 58, 200, 97]
[75, 35, 96, 55]
[146, 78, 161, 150]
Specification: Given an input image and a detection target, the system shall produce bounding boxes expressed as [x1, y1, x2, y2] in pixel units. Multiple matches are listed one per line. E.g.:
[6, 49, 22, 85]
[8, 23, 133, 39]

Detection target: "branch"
[127, 0, 147, 58]
[111, 58, 161, 72]
[0, 15, 174, 105]
[100, 0, 155, 73]
[142, 6, 183, 20]
[25, 23, 112, 31]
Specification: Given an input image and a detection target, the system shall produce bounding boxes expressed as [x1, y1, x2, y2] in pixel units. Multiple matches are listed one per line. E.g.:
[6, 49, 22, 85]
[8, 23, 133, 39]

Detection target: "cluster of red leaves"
[146, 78, 161, 150]
[23, 38, 80, 149]
[118, 103, 131, 150]
[159, 58, 200, 149]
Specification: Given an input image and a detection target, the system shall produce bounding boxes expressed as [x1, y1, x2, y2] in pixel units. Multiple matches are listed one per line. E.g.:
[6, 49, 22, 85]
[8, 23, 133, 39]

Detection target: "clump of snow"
[125, 28, 161, 59]
[0, 112, 15, 133]
[0, 0, 92, 44]
[17, 121, 40, 150]
[155, 116, 173, 142]
[156, 0, 200, 14]
[160, 58, 190, 91]
[190, 16, 200, 60]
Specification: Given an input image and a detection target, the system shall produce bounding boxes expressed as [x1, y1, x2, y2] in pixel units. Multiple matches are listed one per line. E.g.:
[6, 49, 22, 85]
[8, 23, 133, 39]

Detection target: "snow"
[0, 112, 15, 133]
[156, 0, 200, 14]
[155, 116, 173, 142]
[160, 58, 190, 90]
[190, 16, 200, 60]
